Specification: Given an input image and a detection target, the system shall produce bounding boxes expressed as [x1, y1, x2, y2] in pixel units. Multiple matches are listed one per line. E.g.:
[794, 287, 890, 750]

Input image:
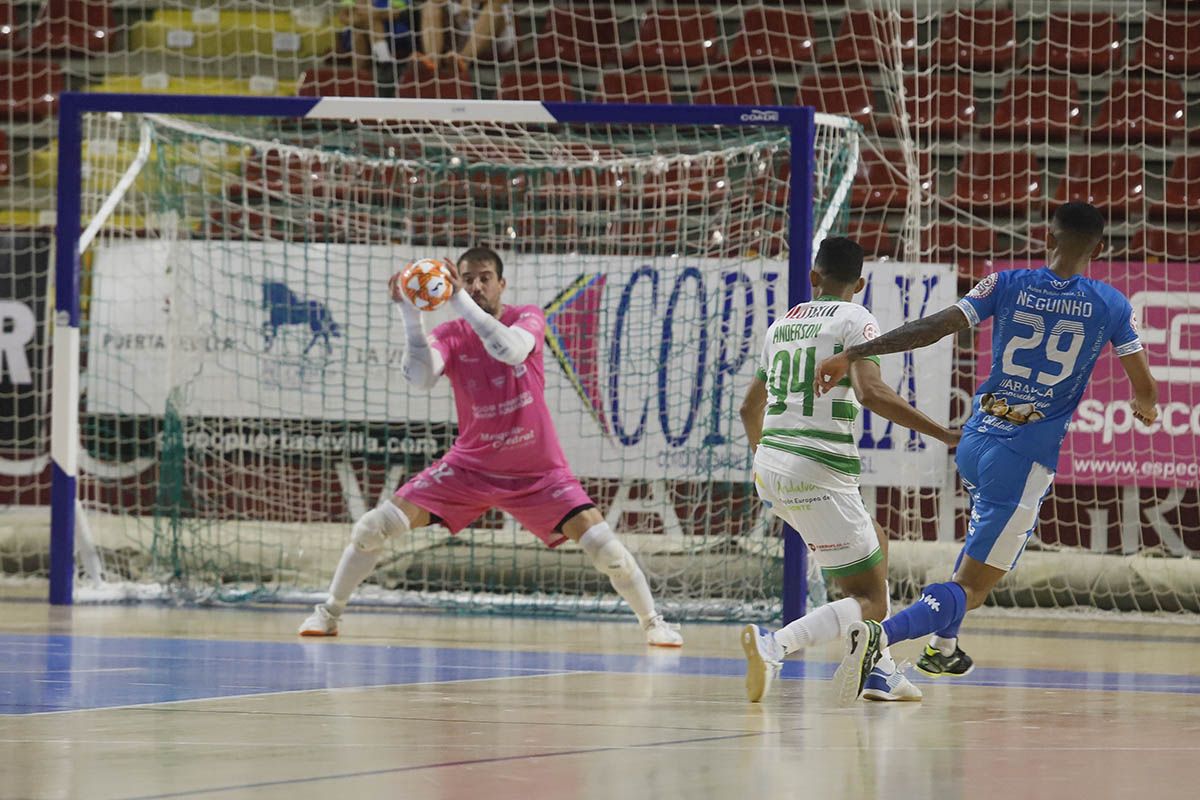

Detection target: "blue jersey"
[955, 266, 1142, 470]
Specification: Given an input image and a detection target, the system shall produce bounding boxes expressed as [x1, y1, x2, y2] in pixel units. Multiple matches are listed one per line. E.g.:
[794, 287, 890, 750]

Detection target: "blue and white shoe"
[862, 662, 923, 702]
[740, 624, 784, 702]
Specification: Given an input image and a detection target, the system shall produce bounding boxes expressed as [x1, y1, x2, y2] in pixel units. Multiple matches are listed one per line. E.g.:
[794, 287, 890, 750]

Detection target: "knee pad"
[591, 538, 638, 583]
[351, 504, 409, 553]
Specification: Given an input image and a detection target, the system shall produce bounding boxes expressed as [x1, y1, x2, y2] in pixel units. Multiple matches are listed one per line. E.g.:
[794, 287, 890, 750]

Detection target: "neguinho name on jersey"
[1016, 290, 1094, 318]
[772, 322, 824, 343]
[1072, 398, 1200, 443]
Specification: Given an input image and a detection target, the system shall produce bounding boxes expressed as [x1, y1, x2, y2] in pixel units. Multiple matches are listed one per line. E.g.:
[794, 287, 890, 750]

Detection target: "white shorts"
[754, 461, 882, 577]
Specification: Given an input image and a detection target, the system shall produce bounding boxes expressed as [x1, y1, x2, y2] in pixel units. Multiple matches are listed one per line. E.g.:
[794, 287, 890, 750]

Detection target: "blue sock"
[882, 582, 967, 646]
[935, 551, 967, 638]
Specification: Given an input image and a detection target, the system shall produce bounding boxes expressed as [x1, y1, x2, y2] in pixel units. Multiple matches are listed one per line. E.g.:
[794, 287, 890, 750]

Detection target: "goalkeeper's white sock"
[578, 522, 657, 627]
[773, 597, 862, 656]
[325, 502, 410, 616]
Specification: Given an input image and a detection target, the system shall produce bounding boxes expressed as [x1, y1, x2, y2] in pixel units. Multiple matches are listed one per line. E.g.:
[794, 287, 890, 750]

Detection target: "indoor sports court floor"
[2, 603, 1198, 800]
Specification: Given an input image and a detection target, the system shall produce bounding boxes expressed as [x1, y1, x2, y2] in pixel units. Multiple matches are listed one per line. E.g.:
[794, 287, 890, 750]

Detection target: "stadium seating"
[851, 149, 929, 210]
[1028, 13, 1122, 73]
[1148, 155, 1200, 221]
[706, 216, 786, 258]
[696, 74, 779, 106]
[795, 74, 878, 133]
[533, 5, 619, 67]
[0, 59, 64, 120]
[820, 11, 919, 67]
[497, 72, 577, 102]
[508, 215, 580, 252]
[0, 130, 9, 184]
[131, 9, 335, 59]
[395, 62, 475, 99]
[89, 74, 297, 97]
[876, 75, 977, 139]
[27, 0, 115, 56]
[1129, 228, 1200, 261]
[1090, 80, 1187, 144]
[725, 7, 815, 68]
[600, 71, 672, 104]
[989, 77, 1083, 141]
[297, 68, 375, 98]
[953, 151, 1044, 214]
[848, 220, 896, 260]
[929, 10, 1018, 71]
[0, 2, 20, 50]
[923, 222, 998, 278]
[1131, 14, 1200, 73]
[1051, 153, 1146, 218]
[622, 7, 721, 68]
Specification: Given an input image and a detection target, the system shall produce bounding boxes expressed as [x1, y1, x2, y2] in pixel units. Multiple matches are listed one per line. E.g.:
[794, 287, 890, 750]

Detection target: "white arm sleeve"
[449, 291, 535, 366]
[397, 301, 444, 389]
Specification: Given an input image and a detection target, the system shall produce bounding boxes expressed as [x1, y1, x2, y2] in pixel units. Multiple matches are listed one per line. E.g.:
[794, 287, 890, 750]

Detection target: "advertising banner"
[0, 233, 50, 460]
[87, 242, 954, 484]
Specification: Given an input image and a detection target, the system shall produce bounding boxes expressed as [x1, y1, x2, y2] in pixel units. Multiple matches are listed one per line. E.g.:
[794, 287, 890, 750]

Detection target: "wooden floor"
[2, 603, 1198, 800]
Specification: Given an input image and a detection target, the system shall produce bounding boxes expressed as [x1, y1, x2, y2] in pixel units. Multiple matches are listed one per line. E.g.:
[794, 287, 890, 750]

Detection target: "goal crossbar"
[51, 92, 824, 620]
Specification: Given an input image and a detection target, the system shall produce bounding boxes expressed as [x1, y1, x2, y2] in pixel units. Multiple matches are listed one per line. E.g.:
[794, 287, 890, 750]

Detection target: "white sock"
[931, 635, 957, 656]
[325, 545, 380, 616]
[773, 596, 862, 656]
[880, 581, 895, 662]
[326, 503, 410, 615]
[372, 39, 393, 62]
[578, 522, 658, 627]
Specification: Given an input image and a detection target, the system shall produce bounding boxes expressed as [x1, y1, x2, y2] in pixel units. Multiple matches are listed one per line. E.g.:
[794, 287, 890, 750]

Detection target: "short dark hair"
[1052, 202, 1105, 245]
[458, 246, 504, 279]
[814, 237, 865, 285]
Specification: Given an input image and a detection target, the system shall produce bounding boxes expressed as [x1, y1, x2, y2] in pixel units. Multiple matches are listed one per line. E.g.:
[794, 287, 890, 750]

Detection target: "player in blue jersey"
[812, 202, 1160, 705]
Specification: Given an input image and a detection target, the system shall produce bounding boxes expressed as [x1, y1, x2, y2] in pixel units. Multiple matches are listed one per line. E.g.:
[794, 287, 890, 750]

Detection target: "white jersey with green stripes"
[753, 295, 881, 491]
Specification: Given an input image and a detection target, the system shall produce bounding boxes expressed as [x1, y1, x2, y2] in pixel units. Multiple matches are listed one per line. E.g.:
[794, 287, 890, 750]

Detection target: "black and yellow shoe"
[915, 643, 975, 677]
[831, 619, 884, 706]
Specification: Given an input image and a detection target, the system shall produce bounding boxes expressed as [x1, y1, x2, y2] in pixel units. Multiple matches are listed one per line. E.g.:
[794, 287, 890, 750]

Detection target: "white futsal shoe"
[298, 604, 340, 637]
[644, 615, 684, 648]
[861, 660, 923, 702]
[740, 624, 784, 703]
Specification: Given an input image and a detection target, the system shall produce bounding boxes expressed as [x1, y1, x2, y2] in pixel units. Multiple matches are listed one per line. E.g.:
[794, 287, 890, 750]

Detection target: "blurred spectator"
[415, 0, 514, 76]
[339, 0, 414, 64]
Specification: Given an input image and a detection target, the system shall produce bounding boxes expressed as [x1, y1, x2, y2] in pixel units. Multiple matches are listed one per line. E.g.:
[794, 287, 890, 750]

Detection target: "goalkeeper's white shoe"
[644, 615, 683, 648]
[298, 604, 339, 637]
[741, 624, 784, 703]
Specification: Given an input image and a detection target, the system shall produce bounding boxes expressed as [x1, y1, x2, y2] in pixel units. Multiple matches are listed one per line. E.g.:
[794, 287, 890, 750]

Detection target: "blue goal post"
[51, 92, 830, 620]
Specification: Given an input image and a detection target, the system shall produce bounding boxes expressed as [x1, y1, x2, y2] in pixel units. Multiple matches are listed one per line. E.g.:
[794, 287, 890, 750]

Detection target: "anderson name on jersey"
[754, 297, 881, 491]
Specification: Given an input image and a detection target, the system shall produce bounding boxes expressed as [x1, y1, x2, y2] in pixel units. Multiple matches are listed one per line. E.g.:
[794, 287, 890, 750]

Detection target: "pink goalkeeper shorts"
[395, 460, 595, 547]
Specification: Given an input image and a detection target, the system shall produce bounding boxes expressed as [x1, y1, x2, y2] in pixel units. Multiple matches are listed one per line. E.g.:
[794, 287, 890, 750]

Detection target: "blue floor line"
[2, 632, 1198, 715]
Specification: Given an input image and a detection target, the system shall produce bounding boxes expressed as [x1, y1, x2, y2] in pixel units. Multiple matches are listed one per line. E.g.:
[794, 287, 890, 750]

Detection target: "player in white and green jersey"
[737, 237, 960, 703]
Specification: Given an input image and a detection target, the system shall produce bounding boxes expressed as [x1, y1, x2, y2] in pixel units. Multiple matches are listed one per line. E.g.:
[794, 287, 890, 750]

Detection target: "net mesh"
[47, 108, 856, 618]
[2, 0, 1197, 615]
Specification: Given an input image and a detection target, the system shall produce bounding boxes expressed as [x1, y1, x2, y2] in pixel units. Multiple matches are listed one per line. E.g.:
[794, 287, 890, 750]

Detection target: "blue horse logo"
[261, 281, 341, 355]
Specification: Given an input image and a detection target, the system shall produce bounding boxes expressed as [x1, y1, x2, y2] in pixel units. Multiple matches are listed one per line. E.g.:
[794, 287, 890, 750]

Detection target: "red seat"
[207, 209, 284, 241]
[696, 74, 778, 106]
[28, 0, 114, 56]
[851, 149, 929, 210]
[922, 222, 998, 278]
[1129, 228, 1200, 261]
[821, 11, 919, 67]
[1091, 80, 1187, 144]
[795, 74, 878, 133]
[0, 59, 63, 120]
[505, 215, 579, 252]
[1131, 15, 1200, 74]
[600, 71, 672, 104]
[707, 216, 785, 258]
[622, 8, 720, 67]
[395, 61, 475, 99]
[876, 75, 976, 139]
[497, 72, 577, 102]
[953, 151, 1043, 214]
[297, 68, 376, 98]
[534, 5, 619, 67]
[1028, 13, 1122, 73]
[1052, 153, 1145, 218]
[726, 7, 815, 67]
[930, 10, 1017, 70]
[849, 219, 896, 260]
[989, 77, 1082, 142]
[1003, 224, 1049, 260]
[0, 3, 20, 50]
[604, 217, 682, 254]
[1148, 155, 1200, 221]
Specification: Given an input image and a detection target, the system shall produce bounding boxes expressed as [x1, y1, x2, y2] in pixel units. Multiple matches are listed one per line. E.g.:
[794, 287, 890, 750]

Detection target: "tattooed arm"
[814, 306, 970, 396]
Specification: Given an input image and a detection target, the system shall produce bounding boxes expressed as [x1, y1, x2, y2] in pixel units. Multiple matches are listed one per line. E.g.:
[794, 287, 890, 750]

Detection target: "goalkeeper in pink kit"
[300, 247, 683, 646]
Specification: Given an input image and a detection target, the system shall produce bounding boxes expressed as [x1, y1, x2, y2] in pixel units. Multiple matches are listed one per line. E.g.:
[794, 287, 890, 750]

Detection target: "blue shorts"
[955, 432, 1055, 571]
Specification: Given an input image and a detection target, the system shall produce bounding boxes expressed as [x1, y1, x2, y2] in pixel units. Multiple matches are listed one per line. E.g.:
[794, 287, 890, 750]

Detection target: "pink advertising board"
[981, 261, 1198, 488]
